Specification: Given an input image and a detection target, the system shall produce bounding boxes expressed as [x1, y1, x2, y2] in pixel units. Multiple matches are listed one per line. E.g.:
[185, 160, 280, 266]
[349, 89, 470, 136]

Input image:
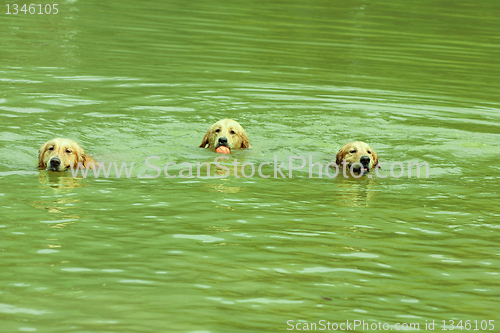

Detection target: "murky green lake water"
[1, 0, 499, 332]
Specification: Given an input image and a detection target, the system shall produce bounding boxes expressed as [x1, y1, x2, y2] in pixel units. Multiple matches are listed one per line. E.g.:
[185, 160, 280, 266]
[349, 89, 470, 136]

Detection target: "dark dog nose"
[360, 156, 370, 166]
[50, 158, 61, 167]
[218, 137, 228, 145]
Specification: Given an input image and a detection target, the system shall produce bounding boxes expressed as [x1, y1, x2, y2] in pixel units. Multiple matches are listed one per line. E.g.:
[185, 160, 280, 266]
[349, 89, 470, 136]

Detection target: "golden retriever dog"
[336, 141, 379, 175]
[199, 119, 250, 151]
[38, 138, 96, 172]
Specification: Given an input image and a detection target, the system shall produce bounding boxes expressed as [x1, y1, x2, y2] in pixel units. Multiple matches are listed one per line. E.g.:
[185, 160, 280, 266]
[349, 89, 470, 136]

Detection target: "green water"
[1, 0, 499, 332]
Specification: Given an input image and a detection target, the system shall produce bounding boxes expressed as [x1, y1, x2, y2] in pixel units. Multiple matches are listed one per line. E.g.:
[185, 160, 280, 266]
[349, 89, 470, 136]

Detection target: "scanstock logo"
[70, 156, 430, 179]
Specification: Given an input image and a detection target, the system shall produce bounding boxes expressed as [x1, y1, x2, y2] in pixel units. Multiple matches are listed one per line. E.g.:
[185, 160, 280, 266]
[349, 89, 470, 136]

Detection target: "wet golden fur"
[336, 141, 379, 174]
[38, 138, 96, 172]
[199, 119, 250, 150]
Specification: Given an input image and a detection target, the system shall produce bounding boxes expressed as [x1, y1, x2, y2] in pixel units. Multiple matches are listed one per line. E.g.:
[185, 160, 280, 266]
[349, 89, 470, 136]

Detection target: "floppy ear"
[38, 143, 48, 169]
[81, 154, 96, 169]
[199, 130, 211, 148]
[76, 147, 96, 169]
[335, 148, 345, 166]
[240, 129, 250, 148]
[73, 147, 84, 168]
[372, 150, 379, 168]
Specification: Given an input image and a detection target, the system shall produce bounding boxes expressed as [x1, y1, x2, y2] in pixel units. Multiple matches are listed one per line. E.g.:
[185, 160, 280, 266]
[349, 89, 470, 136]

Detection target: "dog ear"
[335, 148, 346, 166]
[76, 146, 96, 169]
[240, 129, 250, 148]
[38, 142, 48, 169]
[81, 154, 96, 169]
[371, 149, 379, 168]
[199, 130, 211, 148]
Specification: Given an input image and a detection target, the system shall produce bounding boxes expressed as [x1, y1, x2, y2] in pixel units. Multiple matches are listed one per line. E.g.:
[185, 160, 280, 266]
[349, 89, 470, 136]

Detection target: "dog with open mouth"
[199, 119, 250, 153]
[335, 141, 379, 175]
[38, 138, 96, 172]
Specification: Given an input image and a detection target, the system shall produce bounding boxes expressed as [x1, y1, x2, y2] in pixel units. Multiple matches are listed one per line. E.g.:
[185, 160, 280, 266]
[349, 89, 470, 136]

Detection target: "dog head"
[336, 141, 379, 175]
[38, 138, 93, 172]
[199, 119, 250, 150]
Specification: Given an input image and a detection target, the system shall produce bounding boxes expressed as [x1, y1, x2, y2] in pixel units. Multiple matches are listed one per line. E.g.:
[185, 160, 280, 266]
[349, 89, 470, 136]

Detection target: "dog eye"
[349, 149, 356, 153]
[48, 147, 54, 151]
[368, 150, 372, 154]
[215, 129, 221, 133]
[66, 149, 72, 153]
[230, 130, 235, 135]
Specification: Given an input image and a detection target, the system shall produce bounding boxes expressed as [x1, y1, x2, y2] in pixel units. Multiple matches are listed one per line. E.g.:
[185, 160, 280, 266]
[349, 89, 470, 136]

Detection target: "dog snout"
[360, 156, 370, 166]
[218, 137, 228, 146]
[50, 157, 61, 167]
